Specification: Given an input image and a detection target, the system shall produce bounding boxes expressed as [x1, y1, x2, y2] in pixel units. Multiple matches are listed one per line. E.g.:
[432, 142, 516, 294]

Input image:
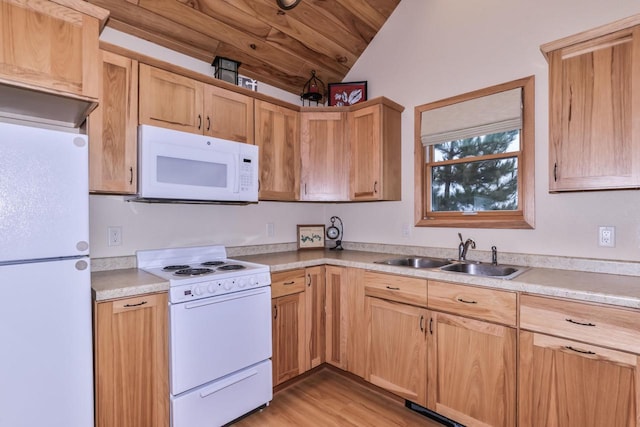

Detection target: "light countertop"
[92, 249, 640, 309]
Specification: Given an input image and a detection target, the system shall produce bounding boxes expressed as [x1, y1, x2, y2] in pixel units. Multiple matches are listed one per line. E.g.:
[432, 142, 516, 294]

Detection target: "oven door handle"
[183, 288, 268, 310]
[199, 368, 259, 398]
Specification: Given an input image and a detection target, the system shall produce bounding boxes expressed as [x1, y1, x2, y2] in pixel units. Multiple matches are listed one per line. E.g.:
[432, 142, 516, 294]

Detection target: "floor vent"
[405, 401, 464, 427]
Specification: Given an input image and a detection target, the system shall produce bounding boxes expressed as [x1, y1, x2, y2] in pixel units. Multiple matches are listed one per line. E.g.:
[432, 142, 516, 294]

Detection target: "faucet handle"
[458, 232, 463, 243]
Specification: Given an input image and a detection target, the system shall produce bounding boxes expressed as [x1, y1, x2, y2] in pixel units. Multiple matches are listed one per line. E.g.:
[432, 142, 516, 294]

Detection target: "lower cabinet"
[325, 266, 366, 376]
[365, 296, 428, 406]
[427, 311, 516, 427]
[519, 331, 639, 427]
[519, 294, 640, 427]
[94, 292, 169, 427]
[305, 266, 326, 369]
[271, 269, 306, 386]
[427, 281, 517, 427]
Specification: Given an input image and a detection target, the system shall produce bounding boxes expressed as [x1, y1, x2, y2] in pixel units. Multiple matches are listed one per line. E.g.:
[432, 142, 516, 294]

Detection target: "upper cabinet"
[255, 99, 300, 201]
[300, 111, 349, 201]
[542, 16, 640, 191]
[139, 64, 253, 144]
[349, 100, 403, 201]
[89, 50, 138, 194]
[0, 0, 109, 126]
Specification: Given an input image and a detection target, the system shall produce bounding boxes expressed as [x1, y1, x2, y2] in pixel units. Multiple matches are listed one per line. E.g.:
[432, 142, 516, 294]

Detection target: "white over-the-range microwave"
[131, 125, 259, 203]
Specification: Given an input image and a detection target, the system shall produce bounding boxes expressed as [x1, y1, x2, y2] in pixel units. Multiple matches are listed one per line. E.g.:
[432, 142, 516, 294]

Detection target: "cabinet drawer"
[428, 281, 517, 326]
[364, 271, 427, 307]
[520, 294, 640, 354]
[271, 269, 306, 298]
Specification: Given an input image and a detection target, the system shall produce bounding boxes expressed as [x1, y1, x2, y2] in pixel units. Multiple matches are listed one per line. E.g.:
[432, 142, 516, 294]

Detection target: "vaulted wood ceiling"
[88, 0, 401, 98]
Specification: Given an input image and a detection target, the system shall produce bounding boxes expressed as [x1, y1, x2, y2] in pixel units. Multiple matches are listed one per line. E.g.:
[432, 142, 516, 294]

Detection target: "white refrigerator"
[0, 122, 94, 427]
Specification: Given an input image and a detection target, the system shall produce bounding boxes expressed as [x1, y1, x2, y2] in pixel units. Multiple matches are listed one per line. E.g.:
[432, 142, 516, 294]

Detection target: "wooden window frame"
[414, 76, 535, 229]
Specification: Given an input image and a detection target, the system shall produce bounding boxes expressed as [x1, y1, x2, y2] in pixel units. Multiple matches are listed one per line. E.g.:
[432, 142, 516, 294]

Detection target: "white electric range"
[137, 245, 272, 427]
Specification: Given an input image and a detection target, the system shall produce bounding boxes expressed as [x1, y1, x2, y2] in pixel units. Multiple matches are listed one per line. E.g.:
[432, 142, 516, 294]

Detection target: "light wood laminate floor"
[232, 368, 443, 427]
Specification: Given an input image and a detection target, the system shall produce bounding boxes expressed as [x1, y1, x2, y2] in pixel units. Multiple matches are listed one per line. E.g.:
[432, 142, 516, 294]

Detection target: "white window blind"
[421, 88, 522, 146]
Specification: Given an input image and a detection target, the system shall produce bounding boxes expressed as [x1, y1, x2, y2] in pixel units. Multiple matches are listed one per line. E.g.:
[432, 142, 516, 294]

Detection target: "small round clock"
[326, 216, 344, 250]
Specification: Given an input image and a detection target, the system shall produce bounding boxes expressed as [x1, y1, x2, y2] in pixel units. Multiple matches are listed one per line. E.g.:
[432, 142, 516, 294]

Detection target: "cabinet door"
[348, 103, 402, 201]
[0, 0, 100, 99]
[519, 330, 639, 427]
[427, 311, 516, 427]
[94, 293, 169, 427]
[349, 105, 382, 200]
[365, 296, 427, 406]
[203, 85, 254, 144]
[305, 266, 325, 369]
[548, 26, 640, 191]
[272, 291, 306, 386]
[255, 100, 300, 200]
[325, 266, 348, 370]
[299, 111, 349, 201]
[89, 50, 138, 194]
[139, 64, 204, 134]
[325, 266, 366, 377]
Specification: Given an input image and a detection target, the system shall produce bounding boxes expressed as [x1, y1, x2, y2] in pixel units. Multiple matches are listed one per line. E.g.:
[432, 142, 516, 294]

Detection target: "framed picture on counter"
[297, 224, 325, 250]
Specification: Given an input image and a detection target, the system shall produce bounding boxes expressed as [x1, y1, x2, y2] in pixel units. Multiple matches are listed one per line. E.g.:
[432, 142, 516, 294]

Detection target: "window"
[414, 76, 535, 229]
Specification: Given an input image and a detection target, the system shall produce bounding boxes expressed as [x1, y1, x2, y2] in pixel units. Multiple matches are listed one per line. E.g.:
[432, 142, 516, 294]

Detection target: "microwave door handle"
[233, 154, 240, 193]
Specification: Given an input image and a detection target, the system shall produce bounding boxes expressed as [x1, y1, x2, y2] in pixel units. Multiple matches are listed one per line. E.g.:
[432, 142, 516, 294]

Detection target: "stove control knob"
[238, 278, 247, 288]
[250, 276, 259, 286]
[223, 280, 233, 291]
[207, 283, 217, 294]
[194, 285, 203, 296]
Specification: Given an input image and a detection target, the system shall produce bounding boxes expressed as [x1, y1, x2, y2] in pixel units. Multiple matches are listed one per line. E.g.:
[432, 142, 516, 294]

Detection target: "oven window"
[157, 156, 227, 187]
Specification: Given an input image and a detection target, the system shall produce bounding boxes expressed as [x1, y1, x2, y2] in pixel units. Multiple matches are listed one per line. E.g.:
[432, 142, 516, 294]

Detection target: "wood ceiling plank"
[174, 0, 351, 76]
[136, 0, 309, 78]
[284, 0, 374, 55]
[334, 0, 397, 31]
[176, 0, 272, 38]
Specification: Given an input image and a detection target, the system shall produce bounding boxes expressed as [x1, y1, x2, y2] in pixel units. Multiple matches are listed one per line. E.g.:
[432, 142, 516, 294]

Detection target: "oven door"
[169, 286, 272, 395]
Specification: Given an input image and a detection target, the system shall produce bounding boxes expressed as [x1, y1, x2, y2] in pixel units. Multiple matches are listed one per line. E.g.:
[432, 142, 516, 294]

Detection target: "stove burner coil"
[174, 268, 214, 276]
[163, 265, 190, 271]
[217, 264, 246, 271]
[201, 261, 226, 266]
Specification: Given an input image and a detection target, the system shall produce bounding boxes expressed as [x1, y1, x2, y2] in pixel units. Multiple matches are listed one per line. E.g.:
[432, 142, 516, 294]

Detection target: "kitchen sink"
[440, 262, 528, 279]
[375, 257, 451, 269]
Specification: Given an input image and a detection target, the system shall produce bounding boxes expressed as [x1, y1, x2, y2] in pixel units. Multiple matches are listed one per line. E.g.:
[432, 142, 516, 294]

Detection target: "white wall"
[93, 3, 640, 263]
[330, 0, 640, 262]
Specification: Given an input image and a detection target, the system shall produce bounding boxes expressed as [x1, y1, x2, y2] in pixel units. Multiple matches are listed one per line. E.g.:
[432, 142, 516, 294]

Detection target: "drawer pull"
[457, 297, 477, 304]
[565, 346, 596, 355]
[283, 281, 296, 285]
[565, 318, 596, 327]
[123, 301, 147, 308]
[386, 286, 400, 290]
[307, 274, 311, 286]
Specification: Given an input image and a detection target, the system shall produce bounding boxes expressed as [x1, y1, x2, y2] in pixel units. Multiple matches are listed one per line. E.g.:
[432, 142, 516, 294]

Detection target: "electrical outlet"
[108, 226, 122, 247]
[402, 222, 411, 238]
[266, 222, 275, 237]
[598, 226, 615, 248]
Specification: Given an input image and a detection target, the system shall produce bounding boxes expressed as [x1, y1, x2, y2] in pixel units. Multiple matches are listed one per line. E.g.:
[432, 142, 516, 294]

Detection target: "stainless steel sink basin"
[375, 257, 451, 269]
[440, 262, 527, 279]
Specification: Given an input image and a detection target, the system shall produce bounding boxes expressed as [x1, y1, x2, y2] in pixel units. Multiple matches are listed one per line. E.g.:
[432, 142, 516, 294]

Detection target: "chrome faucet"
[458, 233, 476, 261]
